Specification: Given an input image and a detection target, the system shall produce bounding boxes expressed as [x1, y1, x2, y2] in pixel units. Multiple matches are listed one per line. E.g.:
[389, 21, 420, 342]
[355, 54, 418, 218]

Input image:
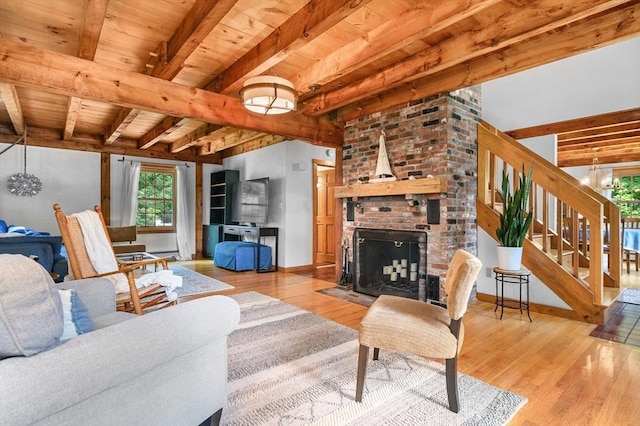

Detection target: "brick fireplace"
[340, 88, 480, 302]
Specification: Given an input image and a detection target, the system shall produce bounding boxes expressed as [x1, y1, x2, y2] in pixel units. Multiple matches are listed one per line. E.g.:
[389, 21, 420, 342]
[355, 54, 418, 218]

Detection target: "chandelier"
[240, 75, 297, 115]
[6, 127, 43, 197]
[580, 158, 614, 190]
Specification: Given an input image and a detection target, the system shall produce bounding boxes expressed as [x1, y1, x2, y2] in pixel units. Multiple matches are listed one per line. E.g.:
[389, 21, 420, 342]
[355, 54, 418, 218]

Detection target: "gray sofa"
[0, 254, 240, 426]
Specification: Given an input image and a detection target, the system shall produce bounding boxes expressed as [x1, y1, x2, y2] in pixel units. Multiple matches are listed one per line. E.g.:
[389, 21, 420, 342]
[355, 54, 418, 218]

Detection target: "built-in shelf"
[334, 177, 447, 198]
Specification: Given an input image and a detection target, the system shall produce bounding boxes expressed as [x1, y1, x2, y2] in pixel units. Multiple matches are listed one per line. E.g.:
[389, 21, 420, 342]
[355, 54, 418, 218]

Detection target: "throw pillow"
[0, 254, 64, 359]
[58, 289, 95, 340]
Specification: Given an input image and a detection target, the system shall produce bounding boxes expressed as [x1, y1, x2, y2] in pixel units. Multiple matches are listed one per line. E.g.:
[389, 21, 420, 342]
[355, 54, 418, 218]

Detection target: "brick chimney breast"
[341, 87, 481, 301]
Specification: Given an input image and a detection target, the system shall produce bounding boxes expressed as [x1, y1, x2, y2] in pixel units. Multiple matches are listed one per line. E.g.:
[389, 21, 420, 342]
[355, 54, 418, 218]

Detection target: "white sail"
[371, 130, 396, 181]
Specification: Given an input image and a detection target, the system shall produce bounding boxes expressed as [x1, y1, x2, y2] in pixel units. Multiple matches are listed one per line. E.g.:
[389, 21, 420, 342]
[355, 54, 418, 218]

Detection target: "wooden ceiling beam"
[558, 121, 640, 141]
[64, 0, 110, 141]
[170, 123, 222, 153]
[77, 0, 109, 60]
[336, 3, 639, 122]
[199, 128, 273, 154]
[102, 0, 237, 144]
[0, 38, 344, 144]
[302, 0, 629, 115]
[557, 135, 640, 152]
[558, 131, 640, 146]
[152, 0, 238, 81]
[208, 0, 372, 95]
[508, 108, 640, 139]
[0, 83, 25, 134]
[558, 142, 640, 167]
[0, 125, 222, 163]
[104, 108, 140, 145]
[137, 116, 191, 149]
[63, 96, 82, 140]
[214, 134, 288, 157]
[293, 0, 500, 96]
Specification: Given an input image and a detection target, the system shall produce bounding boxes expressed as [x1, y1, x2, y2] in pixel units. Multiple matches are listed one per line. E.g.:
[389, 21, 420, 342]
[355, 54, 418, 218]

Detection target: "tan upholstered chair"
[53, 204, 175, 315]
[355, 249, 482, 413]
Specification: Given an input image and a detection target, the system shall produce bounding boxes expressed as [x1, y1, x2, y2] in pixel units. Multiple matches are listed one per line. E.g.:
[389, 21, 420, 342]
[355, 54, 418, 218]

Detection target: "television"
[231, 177, 270, 225]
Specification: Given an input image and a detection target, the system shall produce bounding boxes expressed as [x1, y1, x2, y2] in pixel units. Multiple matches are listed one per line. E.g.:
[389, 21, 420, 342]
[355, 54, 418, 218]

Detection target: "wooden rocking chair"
[53, 204, 176, 315]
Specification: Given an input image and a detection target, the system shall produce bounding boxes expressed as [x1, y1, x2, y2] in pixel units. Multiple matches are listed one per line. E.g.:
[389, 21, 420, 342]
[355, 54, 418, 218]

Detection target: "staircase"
[477, 121, 622, 325]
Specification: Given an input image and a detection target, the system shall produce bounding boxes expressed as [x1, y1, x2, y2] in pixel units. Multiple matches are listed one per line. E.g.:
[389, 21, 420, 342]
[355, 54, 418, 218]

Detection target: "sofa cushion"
[0, 254, 64, 359]
[58, 289, 95, 340]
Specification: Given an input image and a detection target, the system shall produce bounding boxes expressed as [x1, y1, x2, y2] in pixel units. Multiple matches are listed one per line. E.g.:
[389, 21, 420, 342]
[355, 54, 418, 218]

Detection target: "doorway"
[313, 160, 336, 267]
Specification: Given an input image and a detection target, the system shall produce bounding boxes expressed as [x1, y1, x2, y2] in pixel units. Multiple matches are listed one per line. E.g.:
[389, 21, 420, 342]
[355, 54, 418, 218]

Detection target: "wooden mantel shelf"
[334, 177, 447, 198]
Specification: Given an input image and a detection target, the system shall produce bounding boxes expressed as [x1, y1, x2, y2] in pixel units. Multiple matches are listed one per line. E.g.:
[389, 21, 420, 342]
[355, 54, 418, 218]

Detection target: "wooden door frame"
[312, 159, 335, 268]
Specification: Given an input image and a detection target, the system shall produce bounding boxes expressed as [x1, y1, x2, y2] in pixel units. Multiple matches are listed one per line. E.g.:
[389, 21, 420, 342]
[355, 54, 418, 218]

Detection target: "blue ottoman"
[214, 241, 272, 271]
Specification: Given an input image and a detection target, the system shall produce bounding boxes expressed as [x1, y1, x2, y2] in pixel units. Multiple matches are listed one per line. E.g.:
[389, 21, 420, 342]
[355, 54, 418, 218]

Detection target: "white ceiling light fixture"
[240, 75, 297, 115]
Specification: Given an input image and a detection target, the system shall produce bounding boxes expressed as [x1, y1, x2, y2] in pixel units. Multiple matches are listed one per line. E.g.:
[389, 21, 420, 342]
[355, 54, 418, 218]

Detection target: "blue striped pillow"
[58, 289, 95, 341]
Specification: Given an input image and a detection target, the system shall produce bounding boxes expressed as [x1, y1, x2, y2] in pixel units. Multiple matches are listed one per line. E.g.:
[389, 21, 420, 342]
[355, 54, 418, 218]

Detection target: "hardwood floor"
[176, 260, 640, 425]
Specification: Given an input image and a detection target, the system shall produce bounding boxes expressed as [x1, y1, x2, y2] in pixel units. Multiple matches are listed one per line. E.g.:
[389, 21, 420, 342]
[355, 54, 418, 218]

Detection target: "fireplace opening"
[353, 228, 428, 301]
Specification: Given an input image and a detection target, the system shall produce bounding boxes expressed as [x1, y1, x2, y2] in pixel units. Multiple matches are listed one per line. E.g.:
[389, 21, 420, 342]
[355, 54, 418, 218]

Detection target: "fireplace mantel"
[334, 177, 447, 198]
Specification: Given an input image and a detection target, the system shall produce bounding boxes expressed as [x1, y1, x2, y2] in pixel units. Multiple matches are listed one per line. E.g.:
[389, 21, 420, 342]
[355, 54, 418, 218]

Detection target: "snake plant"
[496, 166, 534, 247]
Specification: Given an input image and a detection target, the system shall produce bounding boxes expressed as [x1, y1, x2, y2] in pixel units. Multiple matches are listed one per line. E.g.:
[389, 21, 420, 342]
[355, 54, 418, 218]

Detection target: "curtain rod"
[117, 156, 190, 167]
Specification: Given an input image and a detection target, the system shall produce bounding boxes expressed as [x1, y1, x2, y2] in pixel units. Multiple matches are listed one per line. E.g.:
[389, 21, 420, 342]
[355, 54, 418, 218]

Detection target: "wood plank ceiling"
[0, 0, 638, 165]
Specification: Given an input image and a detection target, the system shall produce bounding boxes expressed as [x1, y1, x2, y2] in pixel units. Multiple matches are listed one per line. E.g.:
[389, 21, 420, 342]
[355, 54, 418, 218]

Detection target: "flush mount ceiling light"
[240, 75, 297, 115]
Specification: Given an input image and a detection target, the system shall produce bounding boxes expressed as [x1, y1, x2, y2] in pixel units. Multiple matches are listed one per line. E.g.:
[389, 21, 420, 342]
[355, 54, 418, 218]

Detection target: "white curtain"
[120, 161, 141, 226]
[176, 165, 194, 260]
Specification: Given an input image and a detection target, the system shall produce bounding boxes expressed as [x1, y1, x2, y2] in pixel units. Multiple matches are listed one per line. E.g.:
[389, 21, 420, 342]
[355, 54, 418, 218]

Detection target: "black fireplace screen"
[353, 228, 427, 301]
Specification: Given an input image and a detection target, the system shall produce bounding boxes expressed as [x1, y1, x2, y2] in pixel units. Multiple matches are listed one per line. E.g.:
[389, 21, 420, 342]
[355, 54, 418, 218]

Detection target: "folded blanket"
[72, 211, 181, 301]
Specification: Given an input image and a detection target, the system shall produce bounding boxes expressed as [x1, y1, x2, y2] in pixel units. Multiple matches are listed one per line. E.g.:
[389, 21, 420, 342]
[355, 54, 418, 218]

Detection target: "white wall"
[0, 144, 100, 233]
[480, 36, 640, 308]
[0, 145, 201, 254]
[223, 140, 335, 268]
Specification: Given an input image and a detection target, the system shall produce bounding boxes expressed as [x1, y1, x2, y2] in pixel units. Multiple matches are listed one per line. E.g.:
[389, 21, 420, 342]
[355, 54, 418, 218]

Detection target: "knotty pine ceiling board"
[19, 88, 68, 131]
[118, 111, 167, 140]
[0, 0, 82, 55]
[72, 99, 120, 135]
[235, 0, 308, 29]
[95, 1, 188, 74]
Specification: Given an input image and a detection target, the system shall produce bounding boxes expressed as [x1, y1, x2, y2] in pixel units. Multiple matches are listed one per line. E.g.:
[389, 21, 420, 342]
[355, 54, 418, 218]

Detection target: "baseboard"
[280, 264, 314, 273]
[476, 292, 577, 321]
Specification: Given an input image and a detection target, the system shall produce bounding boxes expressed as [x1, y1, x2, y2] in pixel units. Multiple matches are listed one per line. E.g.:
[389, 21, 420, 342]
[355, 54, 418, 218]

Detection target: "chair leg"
[373, 347, 379, 360]
[199, 408, 222, 426]
[355, 345, 369, 402]
[445, 357, 460, 413]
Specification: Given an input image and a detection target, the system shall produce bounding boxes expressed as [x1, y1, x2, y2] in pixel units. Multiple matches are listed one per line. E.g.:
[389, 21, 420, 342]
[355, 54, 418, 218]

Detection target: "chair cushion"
[0, 254, 64, 359]
[359, 295, 461, 359]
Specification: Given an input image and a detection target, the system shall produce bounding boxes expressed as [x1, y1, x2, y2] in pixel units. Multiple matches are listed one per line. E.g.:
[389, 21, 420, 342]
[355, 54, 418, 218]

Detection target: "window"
[137, 164, 176, 232]
[612, 166, 640, 218]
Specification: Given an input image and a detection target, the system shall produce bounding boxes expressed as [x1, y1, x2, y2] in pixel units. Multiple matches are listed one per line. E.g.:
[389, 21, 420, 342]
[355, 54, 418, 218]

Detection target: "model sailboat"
[370, 130, 396, 182]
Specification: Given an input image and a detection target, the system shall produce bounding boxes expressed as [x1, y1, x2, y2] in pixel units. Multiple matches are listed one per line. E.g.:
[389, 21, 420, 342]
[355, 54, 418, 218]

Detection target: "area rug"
[168, 265, 233, 297]
[316, 286, 377, 307]
[620, 288, 640, 305]
[224, 291, 527, 425]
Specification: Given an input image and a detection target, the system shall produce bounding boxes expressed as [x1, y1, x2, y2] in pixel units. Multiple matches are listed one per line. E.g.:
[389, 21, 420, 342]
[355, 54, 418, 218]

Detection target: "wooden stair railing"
[478, 121, 621, 324]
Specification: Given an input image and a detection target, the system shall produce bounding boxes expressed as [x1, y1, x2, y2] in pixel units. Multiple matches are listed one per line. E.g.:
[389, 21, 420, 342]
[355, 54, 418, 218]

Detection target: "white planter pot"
[496, 246, 523, 271]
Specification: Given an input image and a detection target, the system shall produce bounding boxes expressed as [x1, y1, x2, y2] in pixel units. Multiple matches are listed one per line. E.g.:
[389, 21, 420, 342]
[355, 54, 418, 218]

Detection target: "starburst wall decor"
[6, 127, 43, 197]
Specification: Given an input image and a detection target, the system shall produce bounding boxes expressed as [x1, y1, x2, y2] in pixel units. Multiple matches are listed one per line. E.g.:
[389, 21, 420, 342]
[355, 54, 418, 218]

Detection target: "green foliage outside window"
[613, 175, 640, 218]
[137, 169, 175, 229]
